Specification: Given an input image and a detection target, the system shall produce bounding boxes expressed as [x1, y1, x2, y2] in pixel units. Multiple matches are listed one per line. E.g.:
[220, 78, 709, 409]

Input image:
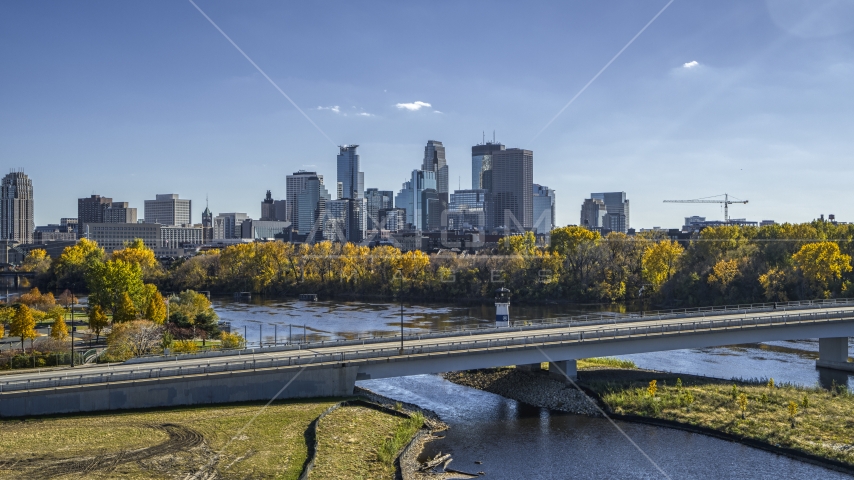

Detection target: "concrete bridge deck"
[1, 301, 852, 416]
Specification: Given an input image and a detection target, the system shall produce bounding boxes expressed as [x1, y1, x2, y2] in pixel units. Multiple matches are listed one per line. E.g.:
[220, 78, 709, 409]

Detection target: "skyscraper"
[1, 171, 34, 244]
[287, 170, 323, 224]
[471, 141, 505, 191]
[421, 140, 449, 228]
[404, 170, 436, 230]
[78, 195, 113, 225]
[492, 148, 533, 230]
[365, 188, 393, 230]
[336, 145, 364, 200]
[590, 192, 630, 233]
[394, 180, 413, 228]
[532, 184, 556, 233]
[449, 189, 492, 230]
[144, 194, 191, 226]
[580, 198, 607, 229]
[296, 175, 331, 241]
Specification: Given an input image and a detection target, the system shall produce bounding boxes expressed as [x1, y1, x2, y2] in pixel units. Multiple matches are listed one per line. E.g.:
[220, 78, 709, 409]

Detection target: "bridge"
[1, 299, 852, 417]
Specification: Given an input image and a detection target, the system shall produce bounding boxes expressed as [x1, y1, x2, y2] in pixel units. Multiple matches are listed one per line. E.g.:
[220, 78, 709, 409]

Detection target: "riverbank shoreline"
[443, 365, 854, 476]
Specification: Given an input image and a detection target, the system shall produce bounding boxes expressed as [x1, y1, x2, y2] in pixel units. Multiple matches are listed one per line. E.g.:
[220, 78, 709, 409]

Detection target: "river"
[215, 298, 853, 478]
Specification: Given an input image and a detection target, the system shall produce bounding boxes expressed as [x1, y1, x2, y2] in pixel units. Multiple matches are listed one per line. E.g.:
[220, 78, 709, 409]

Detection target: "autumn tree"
[106, 320, 163, 361]
[113, 292, 138, 323]
[792, 241, 852, 297]
[707, 258, 741, 293]
[10, 304, 37, 352]
[52, 238, 105, 291]
[642, 240, 685, 291]
[143, 285, 167, 324]
[111, 238, 163, 282]
[49, 308, 69, 340]
[20, 249, 51, 276]
[88, 304, 109, 341]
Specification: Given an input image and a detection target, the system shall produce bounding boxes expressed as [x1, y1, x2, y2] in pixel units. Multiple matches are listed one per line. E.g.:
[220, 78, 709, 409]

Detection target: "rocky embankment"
[442, 368, 601, 416]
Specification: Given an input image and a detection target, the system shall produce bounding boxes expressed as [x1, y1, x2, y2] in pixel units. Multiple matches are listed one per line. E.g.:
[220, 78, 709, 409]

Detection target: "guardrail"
[126, 297, 854, 364]
[3, 308, 854, 394]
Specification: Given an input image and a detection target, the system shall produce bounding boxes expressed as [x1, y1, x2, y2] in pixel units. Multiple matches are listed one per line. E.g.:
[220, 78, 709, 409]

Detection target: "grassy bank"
[0, 400, 335, 479]
[311, 405, 423, 480]
[580, 369, 854, 468]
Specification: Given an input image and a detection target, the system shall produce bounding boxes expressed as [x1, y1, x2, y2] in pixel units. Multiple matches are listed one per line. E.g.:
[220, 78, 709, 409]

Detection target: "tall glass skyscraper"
[337, 145, 364, 200]
[471, 141, 505, 190]
[1, 171, 34, 244]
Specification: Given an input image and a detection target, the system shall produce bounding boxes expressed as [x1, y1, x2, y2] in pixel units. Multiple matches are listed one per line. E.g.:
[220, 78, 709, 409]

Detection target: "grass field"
[311, 405, 421, 480]
[582, 369, 854, 467]
[0, 399, 337, 479]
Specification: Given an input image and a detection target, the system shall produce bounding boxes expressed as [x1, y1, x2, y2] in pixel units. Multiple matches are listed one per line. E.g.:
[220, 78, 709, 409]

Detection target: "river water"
[215, 298, 853, 479]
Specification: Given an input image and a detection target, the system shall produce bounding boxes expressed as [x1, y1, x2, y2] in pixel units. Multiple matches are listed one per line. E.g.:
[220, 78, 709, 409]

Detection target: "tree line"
[18, 221, 854, 309]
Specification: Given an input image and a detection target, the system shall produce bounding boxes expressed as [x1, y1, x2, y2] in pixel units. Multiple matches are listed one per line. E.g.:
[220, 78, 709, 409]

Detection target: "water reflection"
[361, 375, 850, 479]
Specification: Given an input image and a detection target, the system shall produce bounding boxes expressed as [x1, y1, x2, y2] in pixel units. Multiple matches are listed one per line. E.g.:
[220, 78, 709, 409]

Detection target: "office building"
[213, 213, 249, 240]
[324, 198, 365, 243]
[161, 224, 204, 247]
[492, 148, 533, 230]
[379, 208, 407, 232]
[85, 223, 160, 253]
[78, 195, 113, 225]
[580, 198, 607, 229]
[287, 170, 323, 224]
[1, 171, 34, 244]
[472, 141, 505, 191]
[532, 184, 556, 234]
[144, 194, 192, 226]
[421, 140, 449, 228]
[590, 192, 629, 233]
[60, 218, 78, 233]
[34, 225, 77, 243]
[337, 145, 364, 200]
[260, 190, 287, 222]
[296, 175, 331, 241]
[394, 180, 413, 228]
[403, 170, 437, 230]
[365, 188, 393, 230]
[448, 189, 492, 230]
[105, 202, 137, 223]
[240, 220, 291, 240]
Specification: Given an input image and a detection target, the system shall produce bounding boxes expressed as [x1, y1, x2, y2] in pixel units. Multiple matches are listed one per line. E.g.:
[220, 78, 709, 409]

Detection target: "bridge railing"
[2, 308, 854, 393]
[123, 296, 854, 364]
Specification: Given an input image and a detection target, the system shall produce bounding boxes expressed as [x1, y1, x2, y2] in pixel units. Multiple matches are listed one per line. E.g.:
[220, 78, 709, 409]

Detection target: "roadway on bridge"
[2, 304, 853, 389]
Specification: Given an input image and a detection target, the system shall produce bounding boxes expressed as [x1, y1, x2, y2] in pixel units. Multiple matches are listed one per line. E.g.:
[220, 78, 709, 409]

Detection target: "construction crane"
[663, 193, 748, 222]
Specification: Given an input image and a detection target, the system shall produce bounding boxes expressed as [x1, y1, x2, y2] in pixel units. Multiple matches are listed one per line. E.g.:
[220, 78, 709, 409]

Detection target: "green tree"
[113, 292, 138, 323]
[167, 290, 220, 340]
[85, 259, 145, 316]
[737, 393, 748, 419]
[49, 308, 69, 340]
[88, 304, 109, 341]
[52, 238, 105, 290]
[9, 304, 37, 352]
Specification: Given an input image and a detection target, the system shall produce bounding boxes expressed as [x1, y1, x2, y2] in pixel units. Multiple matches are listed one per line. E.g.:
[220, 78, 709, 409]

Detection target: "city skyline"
[3, 1, 853, 227]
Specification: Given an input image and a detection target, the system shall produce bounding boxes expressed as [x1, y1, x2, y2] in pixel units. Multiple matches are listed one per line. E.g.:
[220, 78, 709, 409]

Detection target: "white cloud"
[357, 112, 374, 117]
[395, 101, 431, 111]
[683, 60, 699, 69]
[317, 105, 341, 113]
[433, 110, 443, 114]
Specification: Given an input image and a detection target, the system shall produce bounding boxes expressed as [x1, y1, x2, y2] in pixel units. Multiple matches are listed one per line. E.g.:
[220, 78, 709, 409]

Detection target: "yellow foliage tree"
[111, 238, 161, 280]
[10, 304, 37, 352]
[642, 240, 685, 290]
[758, 268, 789, 302]
[53, 238, 105, 290]
[708, 259, 740, 292]
[113, 292, 138, 323]
[88, 304, 109, 341]
[49, 308, 69, 340]
[792, 241, 853, 296]
[20, 249, 50, 274]
[144, 288, 167, 324]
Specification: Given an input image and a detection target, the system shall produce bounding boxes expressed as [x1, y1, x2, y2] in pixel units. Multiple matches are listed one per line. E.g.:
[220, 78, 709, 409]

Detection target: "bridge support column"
[548, 360, 577, 382]
[817, 337, 853, 372]
[516, 363, 543, 372]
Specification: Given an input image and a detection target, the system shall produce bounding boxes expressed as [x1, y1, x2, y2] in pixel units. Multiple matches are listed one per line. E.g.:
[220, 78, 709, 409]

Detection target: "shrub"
[647, 380, 657, 397]
[172, 340, 198, 354]
[220, 332, 244, 350]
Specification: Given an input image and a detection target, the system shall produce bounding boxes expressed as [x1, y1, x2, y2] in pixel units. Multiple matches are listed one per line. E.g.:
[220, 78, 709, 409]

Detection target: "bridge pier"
[516, 363, 543, 372]
[548, 360, 577, 382]
[817, 337, 853, 372]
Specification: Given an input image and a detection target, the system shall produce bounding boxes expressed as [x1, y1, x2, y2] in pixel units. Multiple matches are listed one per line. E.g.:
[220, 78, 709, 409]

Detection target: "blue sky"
[2, 0, 853, 228]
